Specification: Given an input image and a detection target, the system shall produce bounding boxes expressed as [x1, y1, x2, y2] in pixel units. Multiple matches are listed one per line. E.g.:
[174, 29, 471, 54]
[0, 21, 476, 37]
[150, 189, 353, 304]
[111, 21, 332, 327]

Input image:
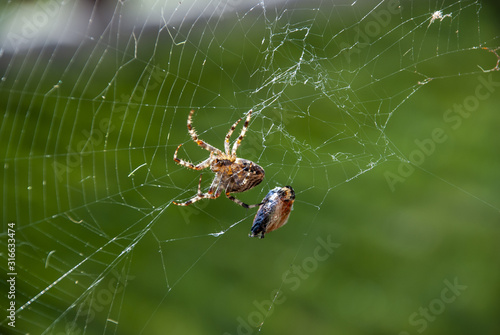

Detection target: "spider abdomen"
[224, 158, 265, 193]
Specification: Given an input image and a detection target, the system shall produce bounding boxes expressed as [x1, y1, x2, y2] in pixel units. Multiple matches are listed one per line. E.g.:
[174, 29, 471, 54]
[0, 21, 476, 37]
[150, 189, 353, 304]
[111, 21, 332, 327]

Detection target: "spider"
[173, 109, 265, 208]
[249, 186, 295, 239]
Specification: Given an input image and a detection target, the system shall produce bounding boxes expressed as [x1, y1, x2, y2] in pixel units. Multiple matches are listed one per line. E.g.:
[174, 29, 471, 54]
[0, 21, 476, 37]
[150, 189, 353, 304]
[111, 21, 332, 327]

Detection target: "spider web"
[1, 0, 499, 334]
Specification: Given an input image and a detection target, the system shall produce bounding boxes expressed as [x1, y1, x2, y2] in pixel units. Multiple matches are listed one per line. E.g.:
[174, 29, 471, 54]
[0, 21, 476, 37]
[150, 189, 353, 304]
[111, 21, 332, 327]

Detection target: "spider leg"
[173, 144, 212, 170]
[225, 191, 262, 209]
[173, 174, 221, 206]
[224, 115, 244, 154]
[231, 110, 252, 155]
[187, 109, 222, 155]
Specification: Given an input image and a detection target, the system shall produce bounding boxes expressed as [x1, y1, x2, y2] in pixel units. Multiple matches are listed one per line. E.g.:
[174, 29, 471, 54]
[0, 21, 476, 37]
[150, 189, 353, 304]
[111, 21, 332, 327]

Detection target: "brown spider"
[173, 109, 265, 208]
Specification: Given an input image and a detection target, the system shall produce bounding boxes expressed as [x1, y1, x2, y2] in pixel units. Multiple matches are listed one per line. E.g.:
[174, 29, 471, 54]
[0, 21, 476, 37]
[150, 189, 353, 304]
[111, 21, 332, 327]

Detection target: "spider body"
[173, 109, 264, 208]
[250, 186, 295, 239]
[211, 157, 265, 193]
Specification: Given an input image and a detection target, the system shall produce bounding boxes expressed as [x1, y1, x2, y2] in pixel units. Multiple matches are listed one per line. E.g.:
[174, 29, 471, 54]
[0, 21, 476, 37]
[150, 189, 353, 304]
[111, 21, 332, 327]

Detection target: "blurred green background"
[1, 0, 499, 334]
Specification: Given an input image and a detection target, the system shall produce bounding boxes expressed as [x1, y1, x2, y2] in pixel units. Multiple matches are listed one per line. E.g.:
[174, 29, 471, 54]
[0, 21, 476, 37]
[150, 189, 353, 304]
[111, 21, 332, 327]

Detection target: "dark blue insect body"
[249, 186, 295, 239]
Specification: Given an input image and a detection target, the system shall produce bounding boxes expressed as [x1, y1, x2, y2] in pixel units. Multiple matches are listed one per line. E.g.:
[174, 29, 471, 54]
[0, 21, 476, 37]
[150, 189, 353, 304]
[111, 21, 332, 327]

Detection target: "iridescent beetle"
[249, 186, 295, 238]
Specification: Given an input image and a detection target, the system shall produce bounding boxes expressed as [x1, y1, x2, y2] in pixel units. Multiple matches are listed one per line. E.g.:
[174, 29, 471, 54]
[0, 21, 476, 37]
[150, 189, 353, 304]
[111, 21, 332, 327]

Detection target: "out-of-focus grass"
[1, 1, 499, 334]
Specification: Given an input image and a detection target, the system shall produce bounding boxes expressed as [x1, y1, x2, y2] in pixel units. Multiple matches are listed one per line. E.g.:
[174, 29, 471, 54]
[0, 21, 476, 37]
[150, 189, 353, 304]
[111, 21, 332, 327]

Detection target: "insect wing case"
[249, 186, 295, 238]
